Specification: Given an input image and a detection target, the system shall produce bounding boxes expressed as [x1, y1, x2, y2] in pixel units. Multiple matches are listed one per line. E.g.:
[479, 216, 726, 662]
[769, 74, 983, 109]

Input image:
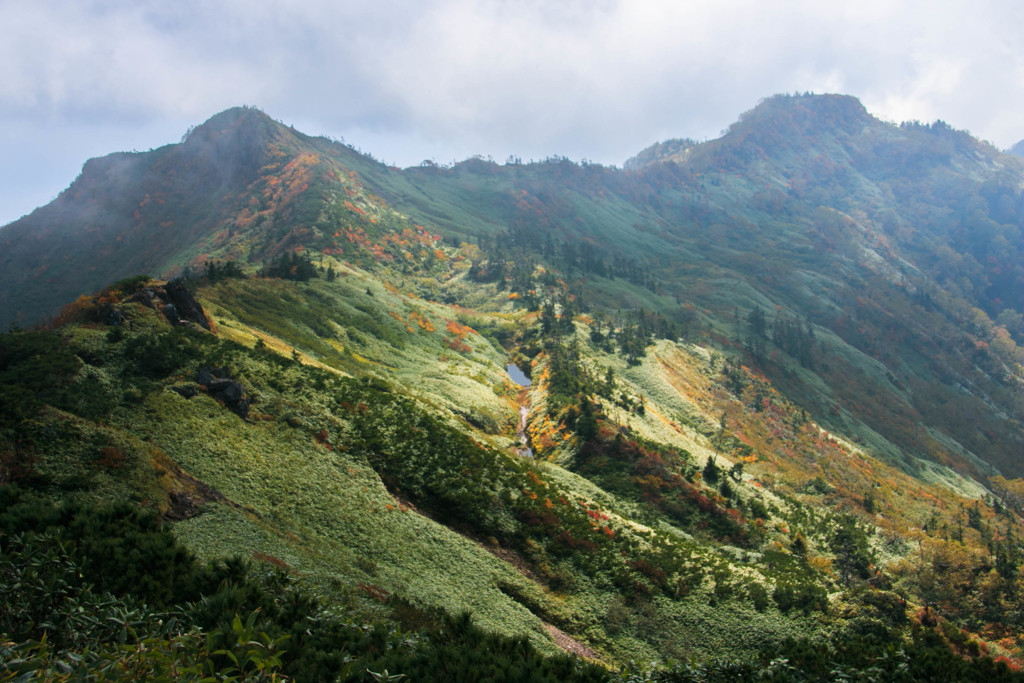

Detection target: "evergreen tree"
[541, 301, 558, 336]
[576, 399, 598, 441]
[265, 251, 318, 281]
[703, 456, 720, 484]
[746, 306, 768, 360]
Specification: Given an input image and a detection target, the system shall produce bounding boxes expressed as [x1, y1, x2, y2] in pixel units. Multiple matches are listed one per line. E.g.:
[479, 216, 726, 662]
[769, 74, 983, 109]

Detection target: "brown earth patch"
[542, 622, 600, 660]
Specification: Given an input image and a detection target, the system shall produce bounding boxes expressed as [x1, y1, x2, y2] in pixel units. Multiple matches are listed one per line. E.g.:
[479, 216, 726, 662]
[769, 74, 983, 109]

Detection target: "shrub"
[773, 582, 828, 613]
[124, 327, 212, 378]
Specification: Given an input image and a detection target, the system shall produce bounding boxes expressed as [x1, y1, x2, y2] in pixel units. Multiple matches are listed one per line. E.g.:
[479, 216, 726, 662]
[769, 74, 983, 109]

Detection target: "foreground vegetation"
[2, 268, 1024, 680]
[3, 490, 1019, 680]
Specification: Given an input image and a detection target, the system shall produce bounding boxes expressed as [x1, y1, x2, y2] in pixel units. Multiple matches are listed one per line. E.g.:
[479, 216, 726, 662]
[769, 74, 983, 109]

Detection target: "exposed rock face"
[163, 278, 212, 330]
[195, 366, 226, 386]
[170, 384, 199, 399]
[96, 302, 127, 326]
[163, 490, 207, 521]
[195, 365, 251, 418]
[207, 378, 243, 404]
[158, 460, 259, 522]
[129, 278, 212, 330]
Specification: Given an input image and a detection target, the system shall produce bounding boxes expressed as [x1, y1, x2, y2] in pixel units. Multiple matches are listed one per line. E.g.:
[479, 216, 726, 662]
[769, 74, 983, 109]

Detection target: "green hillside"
[336, 95, 1024, 486]
[3, 95, 1024, 679]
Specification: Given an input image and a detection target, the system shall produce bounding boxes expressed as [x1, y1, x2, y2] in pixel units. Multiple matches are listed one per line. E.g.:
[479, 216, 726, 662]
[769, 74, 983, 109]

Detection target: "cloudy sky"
[2, 0, 1023, 226]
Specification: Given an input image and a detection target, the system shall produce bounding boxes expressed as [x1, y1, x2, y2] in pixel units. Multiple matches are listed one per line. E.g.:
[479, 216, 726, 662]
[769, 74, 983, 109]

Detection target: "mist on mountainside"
[4, 94, 1024, 679]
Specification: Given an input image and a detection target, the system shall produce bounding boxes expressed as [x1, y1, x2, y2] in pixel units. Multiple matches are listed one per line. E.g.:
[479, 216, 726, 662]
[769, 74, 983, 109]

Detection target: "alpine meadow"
[3, 93, 1024, 680]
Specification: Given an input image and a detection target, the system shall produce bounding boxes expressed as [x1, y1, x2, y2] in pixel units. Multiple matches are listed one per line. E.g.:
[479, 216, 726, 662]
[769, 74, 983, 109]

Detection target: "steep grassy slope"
[4, 266, 1024, 676]
[350, 95, 1024, 483]
[5, 95, 1024, 675]
[0, 286, 814, 664]
[0, 108, 279, 326]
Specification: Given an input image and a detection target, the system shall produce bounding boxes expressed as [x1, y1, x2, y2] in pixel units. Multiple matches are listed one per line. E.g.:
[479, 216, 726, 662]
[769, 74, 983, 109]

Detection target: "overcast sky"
[2, 0, 1023, 226]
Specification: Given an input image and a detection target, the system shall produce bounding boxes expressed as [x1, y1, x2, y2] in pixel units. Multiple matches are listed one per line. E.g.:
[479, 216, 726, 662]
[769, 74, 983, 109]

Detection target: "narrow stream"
[508, 363, 533, 458]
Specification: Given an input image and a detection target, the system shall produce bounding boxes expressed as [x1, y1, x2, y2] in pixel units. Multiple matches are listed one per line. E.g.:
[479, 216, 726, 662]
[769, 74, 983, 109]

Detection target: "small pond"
[507, 363, 531, 387]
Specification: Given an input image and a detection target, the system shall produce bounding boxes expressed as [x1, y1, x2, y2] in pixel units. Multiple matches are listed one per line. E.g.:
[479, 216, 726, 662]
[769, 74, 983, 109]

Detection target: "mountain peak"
[747, 92, 867, 117]
[726, 92, 871, 142]
[626, 93, 872, 169]
[71, 107, 278, 187]
[182, 105, 276, 142]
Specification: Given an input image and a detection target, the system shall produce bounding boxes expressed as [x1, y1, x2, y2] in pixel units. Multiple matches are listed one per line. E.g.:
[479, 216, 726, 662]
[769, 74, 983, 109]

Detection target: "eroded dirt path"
[542, 623, 600, 660]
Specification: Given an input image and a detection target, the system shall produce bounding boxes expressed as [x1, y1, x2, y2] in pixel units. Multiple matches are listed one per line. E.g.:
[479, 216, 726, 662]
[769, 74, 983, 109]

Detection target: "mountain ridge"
[3, 95, 1024, 482]
[346, 95, 1024, 482]
[6, 93, 1024, 676]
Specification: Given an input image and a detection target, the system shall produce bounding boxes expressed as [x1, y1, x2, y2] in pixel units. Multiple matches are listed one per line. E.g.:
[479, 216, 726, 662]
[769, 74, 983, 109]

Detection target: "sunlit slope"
[353, 95, 1024, 481]
[1, 92, 1022, 583]
[0, 293, 832, 665]
[6, 241, 1024, 671]
[4, 97, 1022, 484]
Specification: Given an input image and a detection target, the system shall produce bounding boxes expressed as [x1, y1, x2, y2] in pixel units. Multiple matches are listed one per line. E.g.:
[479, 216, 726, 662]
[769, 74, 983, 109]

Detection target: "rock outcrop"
[130, 278, 212, 331]
[196, 365, 250, 419]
